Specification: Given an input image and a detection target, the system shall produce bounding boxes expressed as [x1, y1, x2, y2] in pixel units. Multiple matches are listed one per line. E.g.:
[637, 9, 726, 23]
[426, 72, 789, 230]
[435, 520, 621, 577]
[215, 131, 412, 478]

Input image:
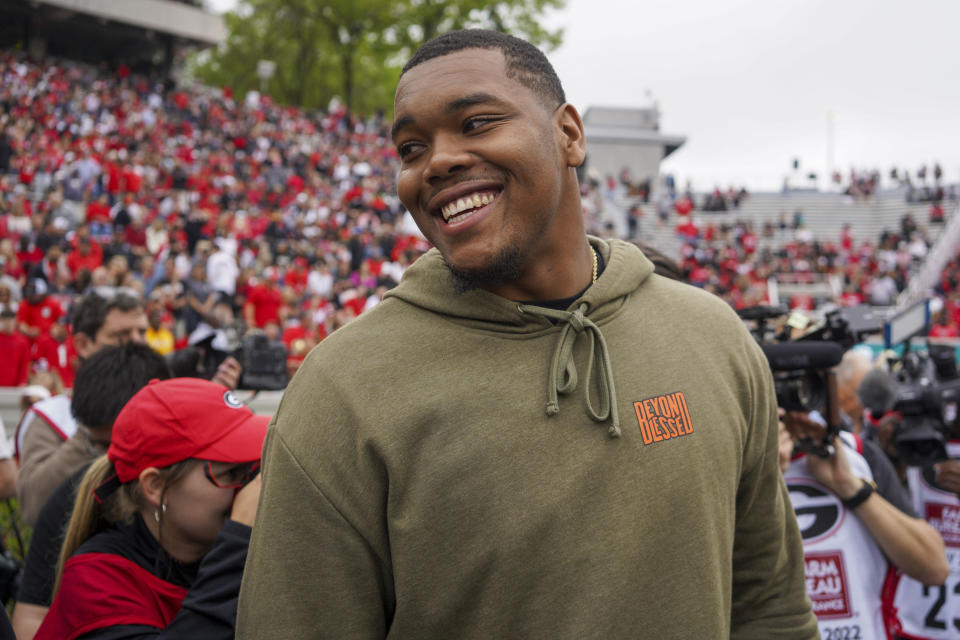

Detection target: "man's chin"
[444, 248, 522, 295]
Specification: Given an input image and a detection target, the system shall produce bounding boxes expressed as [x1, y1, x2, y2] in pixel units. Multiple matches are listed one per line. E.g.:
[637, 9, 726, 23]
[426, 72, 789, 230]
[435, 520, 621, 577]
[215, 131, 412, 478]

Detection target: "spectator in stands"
[0, 306, 30, 386]
[0, 416, 16, 501]
[0, 280, 17, 314]
[33, 319, 76, 388]
[0, 129, 12, 174]
[928, 311, 959, 338]
[23, 341, 169, 527]
[34, 378, 268, 639]
[869, 270, 899, 306]
[145, 305, 175, 355]
[184, 261, 216, 335]
[18, 373, 60, 415]
[16, 292, 147, 525]
[206, 238, 239, 303]
[243, 276, 282, 329]
[16, 278, 64, 352]
[929, 202, 945, 224]
[12, 343, 171, 640]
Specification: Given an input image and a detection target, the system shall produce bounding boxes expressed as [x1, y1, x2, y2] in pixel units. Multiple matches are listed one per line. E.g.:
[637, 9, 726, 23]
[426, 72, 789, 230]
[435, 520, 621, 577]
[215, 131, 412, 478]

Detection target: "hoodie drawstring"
[518, 303, 621, 438]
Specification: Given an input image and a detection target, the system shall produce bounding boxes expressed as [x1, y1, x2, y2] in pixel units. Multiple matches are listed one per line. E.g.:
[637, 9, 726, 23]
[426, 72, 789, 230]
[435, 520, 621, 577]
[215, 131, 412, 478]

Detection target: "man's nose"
[424, 133, 473, 184]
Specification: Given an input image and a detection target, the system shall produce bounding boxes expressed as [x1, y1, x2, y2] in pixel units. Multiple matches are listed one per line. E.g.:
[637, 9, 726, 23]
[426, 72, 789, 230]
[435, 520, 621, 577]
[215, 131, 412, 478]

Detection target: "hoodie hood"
[384, 236, 656, 438]
[384, 236, 655, 333]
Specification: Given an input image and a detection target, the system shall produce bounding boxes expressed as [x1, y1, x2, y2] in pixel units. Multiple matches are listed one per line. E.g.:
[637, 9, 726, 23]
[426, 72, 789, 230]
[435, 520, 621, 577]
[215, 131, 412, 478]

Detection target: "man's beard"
[445, 246, 522, 294]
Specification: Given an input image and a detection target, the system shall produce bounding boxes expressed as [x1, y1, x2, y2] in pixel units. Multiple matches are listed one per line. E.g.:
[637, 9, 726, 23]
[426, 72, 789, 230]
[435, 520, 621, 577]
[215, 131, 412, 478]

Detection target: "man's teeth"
[441, 191, 497, 221]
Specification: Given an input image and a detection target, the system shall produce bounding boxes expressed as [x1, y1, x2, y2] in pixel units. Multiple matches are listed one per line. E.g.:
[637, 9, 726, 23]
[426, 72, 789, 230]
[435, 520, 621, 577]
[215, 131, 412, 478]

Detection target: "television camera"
[738, 304, 881, 457]
[859, 300, 960, 466]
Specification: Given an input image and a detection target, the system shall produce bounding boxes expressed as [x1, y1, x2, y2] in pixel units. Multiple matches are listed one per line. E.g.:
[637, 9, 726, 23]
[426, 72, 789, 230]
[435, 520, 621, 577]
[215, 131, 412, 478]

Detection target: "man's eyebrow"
[391, 92, 503, 141]
[391, 115, 414, 141]
[446, 92, 501, 113]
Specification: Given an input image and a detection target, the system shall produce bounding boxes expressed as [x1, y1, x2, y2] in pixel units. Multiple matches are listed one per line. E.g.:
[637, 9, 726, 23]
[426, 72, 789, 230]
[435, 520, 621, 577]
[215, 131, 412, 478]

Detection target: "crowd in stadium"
[0, 20, 958, 640]
[2, 51, 958, 393]
[0, 51, 431, 390]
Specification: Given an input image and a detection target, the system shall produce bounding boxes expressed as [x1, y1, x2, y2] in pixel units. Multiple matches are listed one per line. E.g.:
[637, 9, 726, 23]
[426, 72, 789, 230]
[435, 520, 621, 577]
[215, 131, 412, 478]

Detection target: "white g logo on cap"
[223, 391, 244, 409]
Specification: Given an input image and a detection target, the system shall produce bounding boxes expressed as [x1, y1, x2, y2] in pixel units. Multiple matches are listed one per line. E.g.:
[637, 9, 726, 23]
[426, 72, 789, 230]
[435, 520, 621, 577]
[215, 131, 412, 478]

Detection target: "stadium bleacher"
[1, 45, 958, 419]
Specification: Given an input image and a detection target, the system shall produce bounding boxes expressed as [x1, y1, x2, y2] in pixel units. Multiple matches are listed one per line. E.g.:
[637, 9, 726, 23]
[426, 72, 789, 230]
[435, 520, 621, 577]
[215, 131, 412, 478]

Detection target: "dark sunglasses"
[203, 460, 260, 490]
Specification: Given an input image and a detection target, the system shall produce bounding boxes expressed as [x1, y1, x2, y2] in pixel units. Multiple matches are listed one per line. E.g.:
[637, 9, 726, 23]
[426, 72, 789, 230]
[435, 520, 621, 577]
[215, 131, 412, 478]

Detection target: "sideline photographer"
[877, 360, 960, 640]
[841, 301, 960, 639]
[745, 304, 948, 638]
[168, 300, 287, 392]
[780, 409, 947, 639]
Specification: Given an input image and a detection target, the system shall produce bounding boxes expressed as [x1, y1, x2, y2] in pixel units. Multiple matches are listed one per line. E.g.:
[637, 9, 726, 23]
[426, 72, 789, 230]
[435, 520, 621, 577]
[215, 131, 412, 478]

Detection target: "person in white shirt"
[207, 239, 240, 300]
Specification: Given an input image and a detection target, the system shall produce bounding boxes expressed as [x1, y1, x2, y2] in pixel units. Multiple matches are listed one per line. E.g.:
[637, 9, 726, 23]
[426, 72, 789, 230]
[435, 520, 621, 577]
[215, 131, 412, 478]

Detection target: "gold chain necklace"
[591, 247, 598, 283]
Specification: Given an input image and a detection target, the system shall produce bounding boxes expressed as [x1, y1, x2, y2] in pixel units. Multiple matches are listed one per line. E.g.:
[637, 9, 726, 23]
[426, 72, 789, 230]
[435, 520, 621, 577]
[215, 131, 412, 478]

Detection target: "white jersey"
[14, 394, 78, 459]
[886, 440, 960, 640]
[785, 432, 890, 640]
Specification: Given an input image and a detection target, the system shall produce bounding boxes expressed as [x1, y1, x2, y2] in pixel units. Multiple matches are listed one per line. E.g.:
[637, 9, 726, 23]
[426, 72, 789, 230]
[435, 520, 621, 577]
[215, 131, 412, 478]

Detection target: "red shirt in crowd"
[284, 266, 308, 293]
[34, 333, 77, 388]
[245, 283, 283, 328]
[929, 323, 960, 339]
[0, 331, 31, 386]
[17, 296, 64, 338]
[87, 200, 111, 223]
[66, 247, 103, 277]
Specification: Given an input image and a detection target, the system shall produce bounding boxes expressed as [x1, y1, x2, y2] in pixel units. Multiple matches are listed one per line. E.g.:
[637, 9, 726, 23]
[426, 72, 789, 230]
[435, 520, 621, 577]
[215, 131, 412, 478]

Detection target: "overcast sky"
[206, 0, 959, 192]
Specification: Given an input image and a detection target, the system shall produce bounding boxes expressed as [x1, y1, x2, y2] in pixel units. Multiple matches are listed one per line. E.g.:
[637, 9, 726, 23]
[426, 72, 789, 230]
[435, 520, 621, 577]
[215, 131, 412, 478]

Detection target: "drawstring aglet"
[546, 401, 560, 416]
[607, 424, 621, 438]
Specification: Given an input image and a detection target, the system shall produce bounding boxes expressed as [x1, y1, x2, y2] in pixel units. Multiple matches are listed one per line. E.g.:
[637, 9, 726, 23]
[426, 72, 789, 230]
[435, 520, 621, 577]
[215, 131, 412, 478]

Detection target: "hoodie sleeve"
[729, 339, 819, 639]
[237, 409, 395, 639]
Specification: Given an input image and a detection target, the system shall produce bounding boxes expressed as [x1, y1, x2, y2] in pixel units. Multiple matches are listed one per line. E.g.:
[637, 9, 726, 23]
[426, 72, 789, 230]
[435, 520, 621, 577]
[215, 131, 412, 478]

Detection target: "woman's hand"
[230, 474, 261, 527]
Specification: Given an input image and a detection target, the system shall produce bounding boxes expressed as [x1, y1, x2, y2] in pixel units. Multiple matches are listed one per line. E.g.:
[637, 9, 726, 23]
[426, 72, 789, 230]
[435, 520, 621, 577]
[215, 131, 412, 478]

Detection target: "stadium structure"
[0, 0, 225, 72]
[582, 105, 686, 187]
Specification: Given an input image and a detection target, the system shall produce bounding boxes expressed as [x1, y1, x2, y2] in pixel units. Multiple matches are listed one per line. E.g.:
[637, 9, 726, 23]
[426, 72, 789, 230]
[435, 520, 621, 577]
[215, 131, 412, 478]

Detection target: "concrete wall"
[584, 141, 664, 183]
[583, 106, 660, 130]
[38, 0, 226, 44]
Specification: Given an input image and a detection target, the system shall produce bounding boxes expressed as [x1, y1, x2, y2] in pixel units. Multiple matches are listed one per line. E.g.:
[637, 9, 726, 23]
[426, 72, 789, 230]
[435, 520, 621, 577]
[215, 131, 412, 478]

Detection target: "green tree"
[192, 0, 564, 113]
[391, 0, 564, 53]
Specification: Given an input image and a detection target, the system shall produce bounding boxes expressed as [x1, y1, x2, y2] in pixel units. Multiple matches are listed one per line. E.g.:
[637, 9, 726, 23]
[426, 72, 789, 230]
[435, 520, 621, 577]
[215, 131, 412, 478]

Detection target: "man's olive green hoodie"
[238, 238, 818, 639]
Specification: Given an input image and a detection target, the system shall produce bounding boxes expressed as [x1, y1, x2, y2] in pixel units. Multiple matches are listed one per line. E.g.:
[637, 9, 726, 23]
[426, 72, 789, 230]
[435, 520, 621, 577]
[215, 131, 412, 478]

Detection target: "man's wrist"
[841, 478, 876, 510]
[834, 477, 865, 501]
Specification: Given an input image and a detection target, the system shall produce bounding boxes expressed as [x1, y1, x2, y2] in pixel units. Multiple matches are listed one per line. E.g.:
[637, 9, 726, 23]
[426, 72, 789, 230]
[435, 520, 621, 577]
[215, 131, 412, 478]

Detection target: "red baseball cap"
[108, 378, 269, 483]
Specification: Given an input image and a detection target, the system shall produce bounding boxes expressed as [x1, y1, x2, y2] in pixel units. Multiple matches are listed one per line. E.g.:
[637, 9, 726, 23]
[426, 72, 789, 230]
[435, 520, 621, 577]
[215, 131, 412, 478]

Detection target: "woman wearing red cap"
[35, 378, 269, 640]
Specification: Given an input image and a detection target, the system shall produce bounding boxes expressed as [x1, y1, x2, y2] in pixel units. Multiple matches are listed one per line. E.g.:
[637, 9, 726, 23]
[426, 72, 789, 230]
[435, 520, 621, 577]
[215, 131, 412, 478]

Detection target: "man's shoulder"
[290, 297, 432, 388]
[18, 395, 77, 455]
[27, 395, 73, 422]
[630, 273, 748, 337]
[314, 297, 425, 351]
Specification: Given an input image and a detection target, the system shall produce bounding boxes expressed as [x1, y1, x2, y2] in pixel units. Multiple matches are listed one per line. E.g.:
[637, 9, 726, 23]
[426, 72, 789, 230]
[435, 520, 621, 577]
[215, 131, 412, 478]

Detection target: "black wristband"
[842, 479, 875, 510]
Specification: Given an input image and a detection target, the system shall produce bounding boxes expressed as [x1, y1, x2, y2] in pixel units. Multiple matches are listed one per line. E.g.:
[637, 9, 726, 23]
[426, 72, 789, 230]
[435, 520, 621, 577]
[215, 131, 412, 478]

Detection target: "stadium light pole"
[256, 60, 276, 96]
[826, 110, 835, 189]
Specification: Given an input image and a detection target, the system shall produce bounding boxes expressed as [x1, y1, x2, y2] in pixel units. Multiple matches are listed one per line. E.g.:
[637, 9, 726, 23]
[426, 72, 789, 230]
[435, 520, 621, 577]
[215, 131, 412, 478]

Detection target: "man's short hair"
[71, 343, 170, 429]
[71, 292, 143, 339]
[401, 29, 565, 109]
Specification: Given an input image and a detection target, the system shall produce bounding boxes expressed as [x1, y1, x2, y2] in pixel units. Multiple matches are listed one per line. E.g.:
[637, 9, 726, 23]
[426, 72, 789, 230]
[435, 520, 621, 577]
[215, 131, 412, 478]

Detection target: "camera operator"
[780, 409, 948, 640]
[168, 300, 243, 389]
[883, 407, 960, 639]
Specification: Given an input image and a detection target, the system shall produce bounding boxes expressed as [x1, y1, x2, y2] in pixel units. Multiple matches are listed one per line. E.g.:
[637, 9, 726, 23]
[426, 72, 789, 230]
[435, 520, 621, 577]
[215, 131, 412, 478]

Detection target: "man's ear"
[138, 467, 164, 509]
[555, 103, 586, 169]
[74, 332, 94, 359]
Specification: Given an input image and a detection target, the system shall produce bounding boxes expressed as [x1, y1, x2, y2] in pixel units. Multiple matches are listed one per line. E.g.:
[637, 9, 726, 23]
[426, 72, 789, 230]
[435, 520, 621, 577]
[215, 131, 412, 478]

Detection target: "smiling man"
[239, 30, 817, 639]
